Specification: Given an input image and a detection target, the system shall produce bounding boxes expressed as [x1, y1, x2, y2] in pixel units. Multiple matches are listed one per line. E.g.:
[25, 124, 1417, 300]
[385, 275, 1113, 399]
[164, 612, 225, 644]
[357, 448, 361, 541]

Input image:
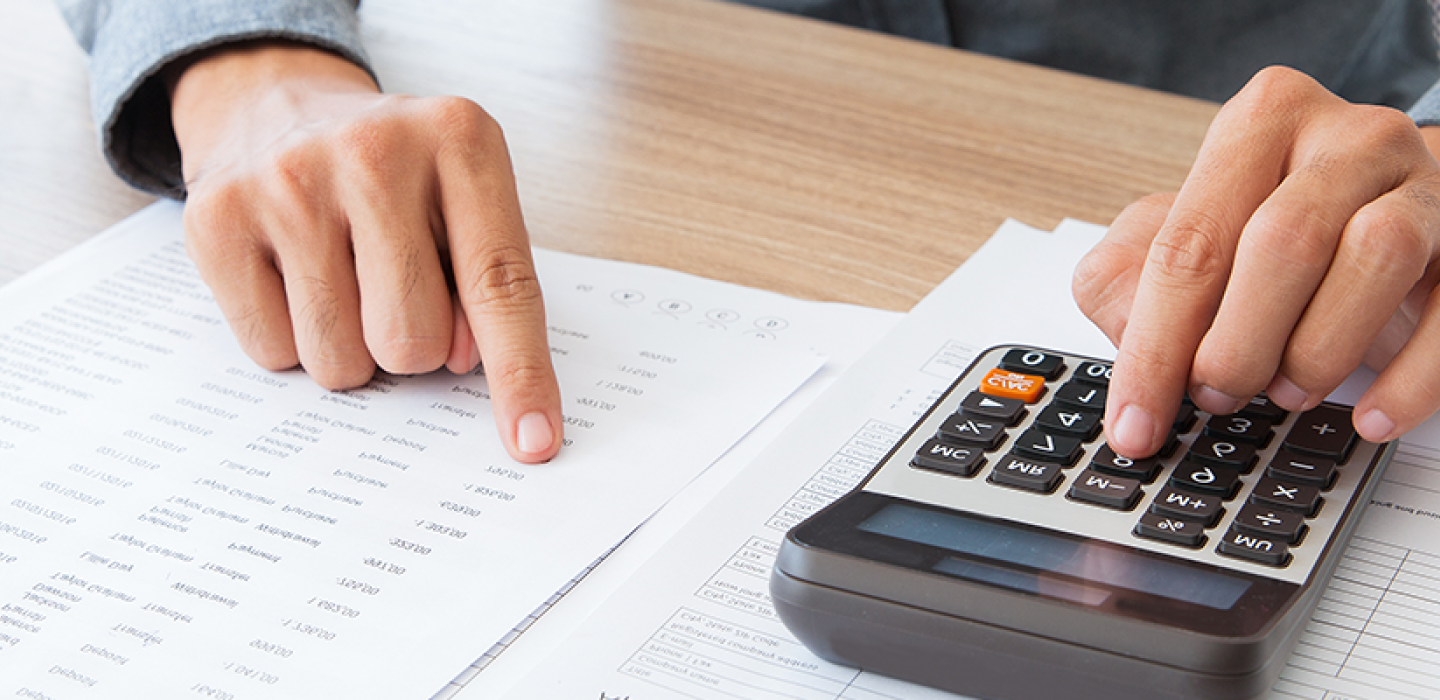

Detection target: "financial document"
[0, 202, 831, 698]
[493, 219, 1440, 699]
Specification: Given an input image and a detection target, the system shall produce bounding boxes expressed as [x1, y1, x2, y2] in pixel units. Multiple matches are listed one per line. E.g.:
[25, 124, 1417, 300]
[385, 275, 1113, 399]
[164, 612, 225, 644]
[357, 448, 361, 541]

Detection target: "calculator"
[771, 345, 1395, 700]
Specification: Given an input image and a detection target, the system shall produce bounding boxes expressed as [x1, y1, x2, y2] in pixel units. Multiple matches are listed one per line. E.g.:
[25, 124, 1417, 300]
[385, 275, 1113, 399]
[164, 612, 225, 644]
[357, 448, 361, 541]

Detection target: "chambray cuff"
[75, 0, 372, 198]
[1412, 78, 1440, 128]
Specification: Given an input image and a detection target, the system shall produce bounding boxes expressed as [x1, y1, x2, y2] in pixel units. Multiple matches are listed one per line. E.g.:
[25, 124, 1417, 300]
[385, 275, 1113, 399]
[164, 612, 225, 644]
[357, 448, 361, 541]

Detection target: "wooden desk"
[1, 0, 1218, 311]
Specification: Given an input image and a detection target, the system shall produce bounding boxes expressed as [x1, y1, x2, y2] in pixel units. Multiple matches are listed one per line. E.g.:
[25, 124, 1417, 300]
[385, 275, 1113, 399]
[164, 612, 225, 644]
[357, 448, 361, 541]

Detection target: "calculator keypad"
[869, 346, 1391, 578]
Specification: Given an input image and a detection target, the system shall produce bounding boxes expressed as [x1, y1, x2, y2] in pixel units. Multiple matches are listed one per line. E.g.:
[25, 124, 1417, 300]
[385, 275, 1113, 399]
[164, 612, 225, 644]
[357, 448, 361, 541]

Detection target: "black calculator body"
[771, 345, 1395, 699]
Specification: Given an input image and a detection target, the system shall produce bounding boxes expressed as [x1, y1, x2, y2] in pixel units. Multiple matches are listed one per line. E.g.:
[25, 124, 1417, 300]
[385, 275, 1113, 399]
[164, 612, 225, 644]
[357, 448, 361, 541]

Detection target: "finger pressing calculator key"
[773, 344, 1396, 700]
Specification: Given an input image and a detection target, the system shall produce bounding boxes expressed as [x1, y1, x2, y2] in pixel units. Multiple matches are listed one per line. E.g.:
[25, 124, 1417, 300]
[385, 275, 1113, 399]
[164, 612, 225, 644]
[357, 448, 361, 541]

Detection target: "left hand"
[1073, 66, 1440, 458]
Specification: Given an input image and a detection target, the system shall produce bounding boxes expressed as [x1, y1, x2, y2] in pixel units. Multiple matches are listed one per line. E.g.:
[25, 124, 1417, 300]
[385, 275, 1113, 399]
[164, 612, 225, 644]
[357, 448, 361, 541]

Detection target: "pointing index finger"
[430, 98, 563, 463]
[1105, 73, 1304, 458]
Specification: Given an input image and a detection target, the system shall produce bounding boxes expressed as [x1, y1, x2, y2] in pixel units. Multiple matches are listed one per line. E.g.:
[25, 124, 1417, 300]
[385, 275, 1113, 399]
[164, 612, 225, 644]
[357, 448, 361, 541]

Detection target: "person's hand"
[1073, 66, 1440, 458]
[168, 41, 562, 463]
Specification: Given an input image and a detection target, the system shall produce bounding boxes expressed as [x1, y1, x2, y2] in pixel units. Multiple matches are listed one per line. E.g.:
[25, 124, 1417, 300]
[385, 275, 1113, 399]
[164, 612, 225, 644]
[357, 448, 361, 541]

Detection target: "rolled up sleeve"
[56, 0, 372, 198]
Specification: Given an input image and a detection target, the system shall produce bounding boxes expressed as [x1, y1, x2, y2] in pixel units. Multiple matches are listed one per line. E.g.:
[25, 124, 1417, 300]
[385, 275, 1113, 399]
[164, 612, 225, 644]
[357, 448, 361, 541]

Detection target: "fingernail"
[1354, 409, 1396, 442]
[1112, 405, 1156, 456]
[1191, 385, 1245, 415]
[516, 412, 554, 456]
[1265, 376, 1309, 411]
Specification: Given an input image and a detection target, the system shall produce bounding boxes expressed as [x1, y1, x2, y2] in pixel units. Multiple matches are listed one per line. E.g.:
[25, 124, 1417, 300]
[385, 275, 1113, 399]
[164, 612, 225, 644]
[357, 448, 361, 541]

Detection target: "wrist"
[168, 41, 378, 180]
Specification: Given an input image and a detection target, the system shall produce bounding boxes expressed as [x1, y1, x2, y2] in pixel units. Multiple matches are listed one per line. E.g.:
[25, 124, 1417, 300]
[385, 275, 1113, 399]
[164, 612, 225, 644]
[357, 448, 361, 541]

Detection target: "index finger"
[1105, 77, 1300, 458]
[430, 98, 563, 463]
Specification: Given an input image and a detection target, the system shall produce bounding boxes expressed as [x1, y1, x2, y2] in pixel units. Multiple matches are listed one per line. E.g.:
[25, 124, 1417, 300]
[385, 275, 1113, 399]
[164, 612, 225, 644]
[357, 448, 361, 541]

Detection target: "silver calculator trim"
[861, 345, 1392, 586]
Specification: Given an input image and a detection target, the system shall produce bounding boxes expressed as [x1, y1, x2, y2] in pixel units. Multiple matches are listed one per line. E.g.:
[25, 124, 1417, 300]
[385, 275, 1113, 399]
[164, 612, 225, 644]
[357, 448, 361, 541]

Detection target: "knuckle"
[333, 112, 405, 185]
[486, 356, 554, 393]
[425, 96, 502, 141]
[1233, 65, 1318, 107]
[1146, 213, 1232, 283]
[1343, 206, 1429, 279]
[1244, 205, 1339, 268]
[1071, 243, 1128, 315]
[1353, 105, 1421, 150]
[465, 247, 543, 309]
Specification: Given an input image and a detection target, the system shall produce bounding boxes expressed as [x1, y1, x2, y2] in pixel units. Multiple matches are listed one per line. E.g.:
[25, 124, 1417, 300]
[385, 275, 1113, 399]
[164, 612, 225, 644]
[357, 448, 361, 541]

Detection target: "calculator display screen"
[859, 503, 1252, 610]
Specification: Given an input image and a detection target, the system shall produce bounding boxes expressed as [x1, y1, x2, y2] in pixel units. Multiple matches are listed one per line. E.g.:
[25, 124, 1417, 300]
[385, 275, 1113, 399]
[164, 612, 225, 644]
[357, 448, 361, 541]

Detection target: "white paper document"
[497, 219, 1440, 700]
[0, 202, 833, 698]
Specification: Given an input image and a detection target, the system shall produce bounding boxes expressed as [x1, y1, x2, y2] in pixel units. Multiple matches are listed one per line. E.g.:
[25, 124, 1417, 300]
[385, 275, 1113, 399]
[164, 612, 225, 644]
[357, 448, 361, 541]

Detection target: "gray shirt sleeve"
[1410, 79, 1440, 127]
[55, 0, 373, 198]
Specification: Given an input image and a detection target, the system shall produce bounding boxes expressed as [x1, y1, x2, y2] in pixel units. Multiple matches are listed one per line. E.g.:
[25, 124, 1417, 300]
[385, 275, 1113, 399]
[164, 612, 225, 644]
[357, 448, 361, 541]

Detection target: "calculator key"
[911, 439, 986, 477]
[1202, 415, 1272, 447]
[1067, 469, 1142, 510]
[1035, 405, 1102, 440]
[1237, 395, 1288, 423]
[1134, 511, 1207, 548]
[959, 391, 1027, 425]
[1266, 450, 1337, 489]
[1172, 401, 1197, 434]
[1089, 444, 1161, 483]
[1232, 503, 1308, 544]
[1072, 361, 1113, 386]
[937, 414, 1007, 450]
[1053, 382, 1107, 411]
[1000, 348, 1066, 380]
[979, 368, 1046, 403]
[988, 454, 1064, 493]
[1014, 428, 1083, 466]
[1283, 406, 1357, 462]
[1151, 486, 1224, 526]
[1170, 462, 1241, 499]
[1250, 476, 1323, 516]
[1218, 528, 1291, 567]
[1185, 435, 1256, 473]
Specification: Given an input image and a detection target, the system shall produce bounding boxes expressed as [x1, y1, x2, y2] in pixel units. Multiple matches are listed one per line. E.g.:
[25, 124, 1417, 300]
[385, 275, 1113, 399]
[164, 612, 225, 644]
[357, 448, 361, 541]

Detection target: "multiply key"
[1250, 476, 1323, 516]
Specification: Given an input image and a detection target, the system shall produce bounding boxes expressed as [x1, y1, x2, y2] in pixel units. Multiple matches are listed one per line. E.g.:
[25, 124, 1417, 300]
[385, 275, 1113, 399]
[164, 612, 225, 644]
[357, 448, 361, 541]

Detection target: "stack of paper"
[459, 220, 1440, 700]
[0, 202, 893, 698]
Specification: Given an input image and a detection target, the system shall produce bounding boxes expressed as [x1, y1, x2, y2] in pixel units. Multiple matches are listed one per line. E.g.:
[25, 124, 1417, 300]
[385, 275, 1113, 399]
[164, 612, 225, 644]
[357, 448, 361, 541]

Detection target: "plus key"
[1283, 405, 1357, 463]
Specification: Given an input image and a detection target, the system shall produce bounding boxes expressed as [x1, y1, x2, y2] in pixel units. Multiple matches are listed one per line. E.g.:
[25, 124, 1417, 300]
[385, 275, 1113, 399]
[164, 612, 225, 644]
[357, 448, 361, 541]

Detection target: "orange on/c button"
[979, 368, 1046, 403]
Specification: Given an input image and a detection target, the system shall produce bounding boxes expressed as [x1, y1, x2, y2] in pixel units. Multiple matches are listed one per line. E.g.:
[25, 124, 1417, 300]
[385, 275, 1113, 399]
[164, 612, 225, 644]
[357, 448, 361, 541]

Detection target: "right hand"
[168, 41, 563, 463]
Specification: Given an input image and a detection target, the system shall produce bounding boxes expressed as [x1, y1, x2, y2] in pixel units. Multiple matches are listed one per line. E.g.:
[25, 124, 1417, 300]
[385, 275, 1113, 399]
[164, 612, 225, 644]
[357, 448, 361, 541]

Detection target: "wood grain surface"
[0, 0, 1219, 310]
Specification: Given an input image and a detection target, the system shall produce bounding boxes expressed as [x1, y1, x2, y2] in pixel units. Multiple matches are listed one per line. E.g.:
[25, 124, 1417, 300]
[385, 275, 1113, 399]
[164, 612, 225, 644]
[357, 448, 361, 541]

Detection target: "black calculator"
[771, 345, 1394, 700]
